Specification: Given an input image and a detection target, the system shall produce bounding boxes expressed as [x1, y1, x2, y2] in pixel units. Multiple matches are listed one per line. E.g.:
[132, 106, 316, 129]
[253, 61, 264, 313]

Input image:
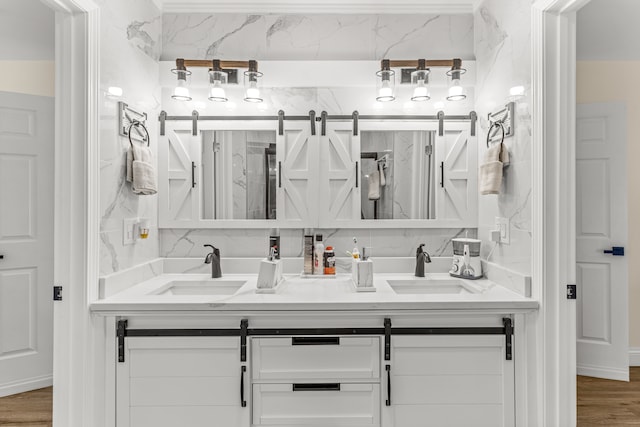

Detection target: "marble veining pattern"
[161, 13, 474, 61]
[99, 0, 162, 275]
[474, 0, 533, 275]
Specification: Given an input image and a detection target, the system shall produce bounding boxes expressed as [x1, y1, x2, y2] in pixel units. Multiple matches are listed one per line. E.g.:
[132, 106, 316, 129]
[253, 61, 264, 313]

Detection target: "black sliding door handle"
[240, 366, 246, 407]
[385, 364, 391, 406]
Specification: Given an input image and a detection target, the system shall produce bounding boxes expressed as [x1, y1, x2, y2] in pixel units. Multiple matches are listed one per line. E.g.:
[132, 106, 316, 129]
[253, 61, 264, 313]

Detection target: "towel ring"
[128, 121, 150, 147]
[486, 120, 505, 148]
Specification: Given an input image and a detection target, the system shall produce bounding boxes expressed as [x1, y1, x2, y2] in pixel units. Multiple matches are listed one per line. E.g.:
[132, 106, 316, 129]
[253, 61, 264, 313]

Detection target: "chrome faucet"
[204, 244, 222, 278]
[415, 243, 432, 277]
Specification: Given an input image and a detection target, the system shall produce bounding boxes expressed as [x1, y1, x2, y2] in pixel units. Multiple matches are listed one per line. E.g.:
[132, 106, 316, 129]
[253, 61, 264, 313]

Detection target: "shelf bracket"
[503, 317, 513, 361]
[384, 318, 391, 361]
[117, 319, 128, 363]
[240, 319, 248, 362]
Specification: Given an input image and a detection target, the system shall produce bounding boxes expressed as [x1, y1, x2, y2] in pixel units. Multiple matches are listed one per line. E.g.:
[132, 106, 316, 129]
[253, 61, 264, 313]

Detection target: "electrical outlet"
[123, 218, 138, 245]
[495, 217, 510, 244]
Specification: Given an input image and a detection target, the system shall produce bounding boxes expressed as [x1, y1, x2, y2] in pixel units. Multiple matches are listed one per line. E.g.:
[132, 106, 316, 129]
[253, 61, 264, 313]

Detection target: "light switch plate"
[495, 217, 510, 244]
[123, 218, 138, 245]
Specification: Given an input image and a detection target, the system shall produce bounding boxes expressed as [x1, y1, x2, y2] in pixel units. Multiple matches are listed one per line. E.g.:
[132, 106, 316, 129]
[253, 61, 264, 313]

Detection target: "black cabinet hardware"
[440, 161, 444, 188]
[117, 319, 128, 363]
[567, 284, 577, 300]
[355, 161, 359, 188]
[503, 317, 513, 361]
[240, 366, 247, 407]
[293, 383, 340, 392]
[385, 364, 391, 406]
[191, 162, 196, 188]
[278, 161, 282, 188]
[292, 337, 340, 346]
[384, 318, 391, 361]
[240, 319, 248, 362]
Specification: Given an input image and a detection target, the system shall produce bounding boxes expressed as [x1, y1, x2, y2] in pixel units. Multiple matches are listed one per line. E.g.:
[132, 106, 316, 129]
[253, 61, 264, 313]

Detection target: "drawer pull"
[240, 366, 247, 407]
[292, 337, 340, 346]
[293, 383, 341, 392]
[385, 364, 391, 406]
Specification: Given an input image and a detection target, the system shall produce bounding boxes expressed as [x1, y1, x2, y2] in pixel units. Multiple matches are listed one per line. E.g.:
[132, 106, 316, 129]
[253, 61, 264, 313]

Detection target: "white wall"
[0, 0, 54, 97]
[474, 0, 532, 276]
[0, 0, 54, 60]
[98, 0, 162, 275]
[576, 61, 640, 348]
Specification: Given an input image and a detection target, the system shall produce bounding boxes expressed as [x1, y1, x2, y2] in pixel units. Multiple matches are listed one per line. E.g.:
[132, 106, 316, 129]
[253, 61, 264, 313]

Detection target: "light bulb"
[208, 80, 227, 102]
[377, 80, 395, 102]
[411, 85, 430, 102]
[172, 79, 191, 101]
[244, 81, 262, 103]
[447, 79, 466, 101]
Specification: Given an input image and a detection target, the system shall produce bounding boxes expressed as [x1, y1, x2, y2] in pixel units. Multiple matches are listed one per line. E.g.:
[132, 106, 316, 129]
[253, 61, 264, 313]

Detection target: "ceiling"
[159, 0, 479, 14]
[577, 0, 640, 61]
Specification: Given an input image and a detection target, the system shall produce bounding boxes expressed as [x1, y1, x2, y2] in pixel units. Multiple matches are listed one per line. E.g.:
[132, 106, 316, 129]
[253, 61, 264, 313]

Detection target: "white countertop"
[90, 271, 538, 313]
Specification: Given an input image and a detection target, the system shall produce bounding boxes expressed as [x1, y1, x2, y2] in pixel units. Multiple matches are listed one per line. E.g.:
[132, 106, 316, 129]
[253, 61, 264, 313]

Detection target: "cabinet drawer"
[253, 383, 380, 426]
[252, 336, 380, 380]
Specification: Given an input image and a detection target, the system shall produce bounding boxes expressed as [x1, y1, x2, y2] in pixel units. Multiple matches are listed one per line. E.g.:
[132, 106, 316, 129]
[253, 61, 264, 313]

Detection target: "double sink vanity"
[93, 256, 536, 427]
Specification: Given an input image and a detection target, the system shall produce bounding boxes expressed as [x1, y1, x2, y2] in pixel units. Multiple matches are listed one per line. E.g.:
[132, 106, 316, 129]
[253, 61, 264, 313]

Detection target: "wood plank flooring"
[0, 387, 52, 426]
[1, 373, 640, 426]
[578, 368, 640, 426]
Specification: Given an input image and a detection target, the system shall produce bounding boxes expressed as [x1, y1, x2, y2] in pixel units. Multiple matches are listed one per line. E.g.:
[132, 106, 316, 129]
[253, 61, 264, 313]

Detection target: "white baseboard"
[577, 364, 629, 381]
[0, 374, 53, 398]
[629, 347, 640, 366]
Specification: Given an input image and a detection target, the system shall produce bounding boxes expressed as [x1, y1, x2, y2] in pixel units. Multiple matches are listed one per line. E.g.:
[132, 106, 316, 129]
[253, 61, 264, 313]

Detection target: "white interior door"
[576, 102, 628, 381]
[0, 91, 54, 396]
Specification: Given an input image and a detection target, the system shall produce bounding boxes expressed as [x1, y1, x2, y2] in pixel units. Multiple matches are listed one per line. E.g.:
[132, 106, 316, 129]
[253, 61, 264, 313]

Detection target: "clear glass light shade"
[171, 70, 192, 101]
[244, 70, 263, 103]
[376, 69, 395, 102]
[208, 70, 228, 102]
[447, 78, 466, 101]
[410, 69, 430, 102]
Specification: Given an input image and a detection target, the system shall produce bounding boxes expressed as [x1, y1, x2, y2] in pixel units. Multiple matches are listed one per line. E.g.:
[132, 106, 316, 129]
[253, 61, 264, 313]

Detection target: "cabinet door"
[158, 129, 201, 227]
[434, 122, 478, 224]
[276, 121, 319, 227]
[318, 121, 361, 226]
[383, 335, 514, 427]
[116, 336, 249, 427]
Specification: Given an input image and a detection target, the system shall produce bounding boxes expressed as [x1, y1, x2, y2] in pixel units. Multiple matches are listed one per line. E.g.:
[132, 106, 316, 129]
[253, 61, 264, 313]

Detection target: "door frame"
[532, 0, 591, 425]
[46, 0, 585, 425]
[41, 0, 101, 425]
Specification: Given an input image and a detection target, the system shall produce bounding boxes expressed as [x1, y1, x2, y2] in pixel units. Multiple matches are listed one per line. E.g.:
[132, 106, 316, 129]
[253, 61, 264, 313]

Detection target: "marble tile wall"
[98, 0, 162, 275]
[162, 14, 474, 61]
[474, 0, 533, 275]
[157, 12, 479, 260]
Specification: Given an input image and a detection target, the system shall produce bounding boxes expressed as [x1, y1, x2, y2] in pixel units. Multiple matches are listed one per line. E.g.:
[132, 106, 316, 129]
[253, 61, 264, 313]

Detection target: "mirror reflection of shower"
[201, 130, 277, 220]
[360, 130, 435, 220]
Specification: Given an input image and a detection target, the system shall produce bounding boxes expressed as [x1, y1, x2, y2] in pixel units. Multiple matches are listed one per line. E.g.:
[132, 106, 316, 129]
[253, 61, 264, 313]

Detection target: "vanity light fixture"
[171, 58, 263, 103]
[171, 58, 192, 101]
[410, 59, 430, 102]
[446, 58, 467, 101]
[376, 59, 396, 102]
[376, 58, 465, 103]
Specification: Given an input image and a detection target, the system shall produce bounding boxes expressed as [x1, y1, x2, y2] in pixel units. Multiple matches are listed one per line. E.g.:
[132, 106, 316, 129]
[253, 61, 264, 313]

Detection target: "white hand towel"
[480, 142, 509, 195]
[368, 170, 380, 200]
[127, 144, 157, 195]
[378, 163, 386, 186]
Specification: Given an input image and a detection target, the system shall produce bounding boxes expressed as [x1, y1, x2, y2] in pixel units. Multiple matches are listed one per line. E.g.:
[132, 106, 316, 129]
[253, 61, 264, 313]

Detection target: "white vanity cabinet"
[382, 335, 514, 427]
[115, 336, 249, 427]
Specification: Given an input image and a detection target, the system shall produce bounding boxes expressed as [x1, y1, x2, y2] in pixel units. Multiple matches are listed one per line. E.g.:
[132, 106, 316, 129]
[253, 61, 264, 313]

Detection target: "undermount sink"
[151, 280, 247, 296]
[386, 279, 475, 295]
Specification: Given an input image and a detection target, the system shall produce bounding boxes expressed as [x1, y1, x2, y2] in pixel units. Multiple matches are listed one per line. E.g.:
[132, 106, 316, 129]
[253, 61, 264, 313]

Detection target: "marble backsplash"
[98, 0, 162, 275]
[161, 13, 474, 61]
[160, 228, 477, 259]
[474, 0, 533, 275]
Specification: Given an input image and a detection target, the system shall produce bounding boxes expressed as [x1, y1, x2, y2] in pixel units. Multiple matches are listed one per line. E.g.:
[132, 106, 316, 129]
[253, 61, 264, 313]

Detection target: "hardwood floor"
[0, 374, 639, 426]
[0, 387, 52, 427]
[578, 368, 640, 426]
